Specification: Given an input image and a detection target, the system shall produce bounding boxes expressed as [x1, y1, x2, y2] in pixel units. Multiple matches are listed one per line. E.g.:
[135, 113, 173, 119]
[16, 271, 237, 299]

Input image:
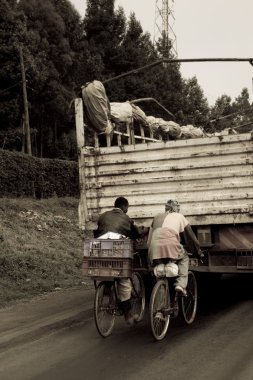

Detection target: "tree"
[17, 0, 84, 157]
[83, 0, 127, 82]
[233, 88, 251, 107]
[0, 0, 19, 131]
[0, 0, 30, 150]
[209, 94, 235, 132]
[83, 3, 209, 126]
[231, 88, 253, 131]
[176, 76, 210, 127]
[104, 12, 159, 102]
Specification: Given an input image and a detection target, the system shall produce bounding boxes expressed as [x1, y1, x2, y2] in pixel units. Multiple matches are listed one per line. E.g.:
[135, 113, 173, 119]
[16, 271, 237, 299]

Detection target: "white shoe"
[175, 285, 187, 296]
[154, 312, 166, 321]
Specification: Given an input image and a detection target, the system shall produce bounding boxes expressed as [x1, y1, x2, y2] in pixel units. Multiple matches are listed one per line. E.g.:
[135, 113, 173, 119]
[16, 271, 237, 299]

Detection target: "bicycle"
[82, 238, 146, 337]
[94, 272, 145, 337]
[149, 270, 197, 341]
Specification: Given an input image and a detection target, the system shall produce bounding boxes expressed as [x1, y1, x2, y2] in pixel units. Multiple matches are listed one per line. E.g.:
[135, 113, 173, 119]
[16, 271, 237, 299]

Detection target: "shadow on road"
[197, 273, 253, 316]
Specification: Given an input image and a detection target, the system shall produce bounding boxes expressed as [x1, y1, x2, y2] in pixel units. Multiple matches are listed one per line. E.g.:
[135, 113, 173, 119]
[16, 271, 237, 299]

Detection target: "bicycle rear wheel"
[94, 281, 116, 337]
[181, 271, 197, 324]
[130, 272, 145, 322]
[149, 279, 170, 341]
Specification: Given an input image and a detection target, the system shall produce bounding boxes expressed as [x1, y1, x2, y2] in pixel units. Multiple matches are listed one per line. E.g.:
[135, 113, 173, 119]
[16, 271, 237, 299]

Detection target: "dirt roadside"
[0, 286, 95, 353]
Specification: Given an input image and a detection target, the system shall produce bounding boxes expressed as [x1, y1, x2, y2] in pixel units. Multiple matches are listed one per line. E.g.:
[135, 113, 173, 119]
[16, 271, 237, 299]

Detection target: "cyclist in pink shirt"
[147, 200, 203, 295]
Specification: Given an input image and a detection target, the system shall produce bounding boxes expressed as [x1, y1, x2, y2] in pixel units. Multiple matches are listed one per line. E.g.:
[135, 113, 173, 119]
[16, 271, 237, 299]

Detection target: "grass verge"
[0, 197, 91, 305]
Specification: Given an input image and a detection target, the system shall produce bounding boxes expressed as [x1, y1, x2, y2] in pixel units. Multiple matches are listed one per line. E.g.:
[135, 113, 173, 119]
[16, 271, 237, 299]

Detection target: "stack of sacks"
[147, 116, 181, 140]
[212, 128, 237, 136]
[131, 104, 148, 126]
[180, 124, 204, 139]
[146, 116, 161, 139]
[110, 102, 150, 137]
[153, 262, 178, 278]
[110, 102, 133, 124]
[158, 119, 182, 140]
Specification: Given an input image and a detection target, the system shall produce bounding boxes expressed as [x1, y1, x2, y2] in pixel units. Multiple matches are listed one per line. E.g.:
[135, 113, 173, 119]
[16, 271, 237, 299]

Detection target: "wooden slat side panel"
[79, 133, 253, 229]
[85, 161, 252, 179]
[94, 133, 253, 155]
[86, 178, 253, 195]
[84, 144, 253, 167]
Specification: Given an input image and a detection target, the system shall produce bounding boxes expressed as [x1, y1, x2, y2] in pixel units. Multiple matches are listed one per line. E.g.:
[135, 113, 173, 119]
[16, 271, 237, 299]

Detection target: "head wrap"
[165, 199, 180, 213]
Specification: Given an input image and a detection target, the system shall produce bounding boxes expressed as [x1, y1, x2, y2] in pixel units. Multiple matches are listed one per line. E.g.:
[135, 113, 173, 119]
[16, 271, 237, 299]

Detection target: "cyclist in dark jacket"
[96, 197, 140, 239]
[95, 197, 141, 325]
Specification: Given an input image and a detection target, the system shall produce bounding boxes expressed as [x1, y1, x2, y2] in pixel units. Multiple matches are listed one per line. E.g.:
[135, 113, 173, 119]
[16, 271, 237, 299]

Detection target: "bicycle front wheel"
[181, 271, 197, 324]
[149, 279, 170, 341]
[130, 272, 145, 322]
[94, 282, 116, 337]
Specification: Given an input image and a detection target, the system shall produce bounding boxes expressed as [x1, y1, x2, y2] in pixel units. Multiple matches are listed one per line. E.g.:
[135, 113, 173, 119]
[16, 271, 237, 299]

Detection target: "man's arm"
[146, 226, 153, 247]
[183, 224, 203, 257]
[129, 221, 142, 239]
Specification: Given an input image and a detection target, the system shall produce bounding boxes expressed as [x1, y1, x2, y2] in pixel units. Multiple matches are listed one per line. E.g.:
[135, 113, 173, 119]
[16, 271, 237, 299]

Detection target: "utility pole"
[19, 46, 32, 155]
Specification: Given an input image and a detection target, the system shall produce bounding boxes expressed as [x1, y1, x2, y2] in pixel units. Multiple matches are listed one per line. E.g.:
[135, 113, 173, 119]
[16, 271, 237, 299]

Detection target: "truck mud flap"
[237, 251, 253, 270]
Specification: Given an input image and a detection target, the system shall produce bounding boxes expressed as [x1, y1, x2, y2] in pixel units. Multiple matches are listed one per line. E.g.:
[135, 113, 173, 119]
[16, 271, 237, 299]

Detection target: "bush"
[0, 149, 79, 198]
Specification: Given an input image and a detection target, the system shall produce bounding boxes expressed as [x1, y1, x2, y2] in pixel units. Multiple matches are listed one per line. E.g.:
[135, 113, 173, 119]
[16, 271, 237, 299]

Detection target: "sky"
[70, 0, 253, 106]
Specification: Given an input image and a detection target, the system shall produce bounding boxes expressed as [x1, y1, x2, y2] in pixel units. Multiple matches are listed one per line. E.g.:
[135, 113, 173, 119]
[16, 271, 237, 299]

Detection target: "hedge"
[0, 149, 79, 198]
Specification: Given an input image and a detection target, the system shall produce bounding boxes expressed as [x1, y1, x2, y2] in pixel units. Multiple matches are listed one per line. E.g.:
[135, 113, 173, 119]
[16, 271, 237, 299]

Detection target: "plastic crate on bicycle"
[82, 237, 134, 279]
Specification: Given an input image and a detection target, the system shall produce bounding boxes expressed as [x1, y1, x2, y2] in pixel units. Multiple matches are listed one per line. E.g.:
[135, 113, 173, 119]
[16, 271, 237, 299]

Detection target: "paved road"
[0, 275, 252, 380]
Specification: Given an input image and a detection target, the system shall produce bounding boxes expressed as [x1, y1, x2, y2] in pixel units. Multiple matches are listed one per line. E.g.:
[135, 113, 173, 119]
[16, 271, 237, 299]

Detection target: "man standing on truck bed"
[147, 199, 203, 295]
[95, 196, 142, 326]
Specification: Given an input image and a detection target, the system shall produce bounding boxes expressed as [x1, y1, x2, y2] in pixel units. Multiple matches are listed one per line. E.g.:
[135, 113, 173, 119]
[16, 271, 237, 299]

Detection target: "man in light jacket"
[147, 199, 203, 295]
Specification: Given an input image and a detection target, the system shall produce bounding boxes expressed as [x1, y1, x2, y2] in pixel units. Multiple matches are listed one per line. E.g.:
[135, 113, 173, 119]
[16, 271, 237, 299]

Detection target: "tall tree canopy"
[16, 0, 84, 157]
[209, 88, 253, 132]
[1, 0, 251, 159]
[83, 0, 127, 81]
[177, 76, 210, 127]
[0, 0, 23, 131]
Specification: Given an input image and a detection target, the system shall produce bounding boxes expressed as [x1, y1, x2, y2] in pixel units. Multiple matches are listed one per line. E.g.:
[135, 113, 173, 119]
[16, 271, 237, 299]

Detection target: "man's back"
[152, 212, 188, 234]
[97, 208, 137, 238]
[162, 212, 189, 234]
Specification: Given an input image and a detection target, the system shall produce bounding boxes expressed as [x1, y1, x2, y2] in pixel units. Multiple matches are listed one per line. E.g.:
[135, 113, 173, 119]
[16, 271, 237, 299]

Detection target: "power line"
[0, 82, 20, 95]
[103, 58, 253, 84]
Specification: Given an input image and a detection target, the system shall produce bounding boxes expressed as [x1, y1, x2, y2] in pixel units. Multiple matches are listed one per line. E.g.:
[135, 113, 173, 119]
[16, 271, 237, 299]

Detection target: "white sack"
[110, 102, 133, 123]
[82, 80, 112, 134]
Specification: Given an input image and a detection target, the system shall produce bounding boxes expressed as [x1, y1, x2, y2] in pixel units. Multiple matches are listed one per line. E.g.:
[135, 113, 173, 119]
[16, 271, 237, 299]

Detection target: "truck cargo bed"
[76, 115, 253, 231]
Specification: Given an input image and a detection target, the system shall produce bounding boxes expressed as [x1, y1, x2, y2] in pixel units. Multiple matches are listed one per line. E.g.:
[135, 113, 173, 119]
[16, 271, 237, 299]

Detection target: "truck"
[74, 84, 253, 280]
